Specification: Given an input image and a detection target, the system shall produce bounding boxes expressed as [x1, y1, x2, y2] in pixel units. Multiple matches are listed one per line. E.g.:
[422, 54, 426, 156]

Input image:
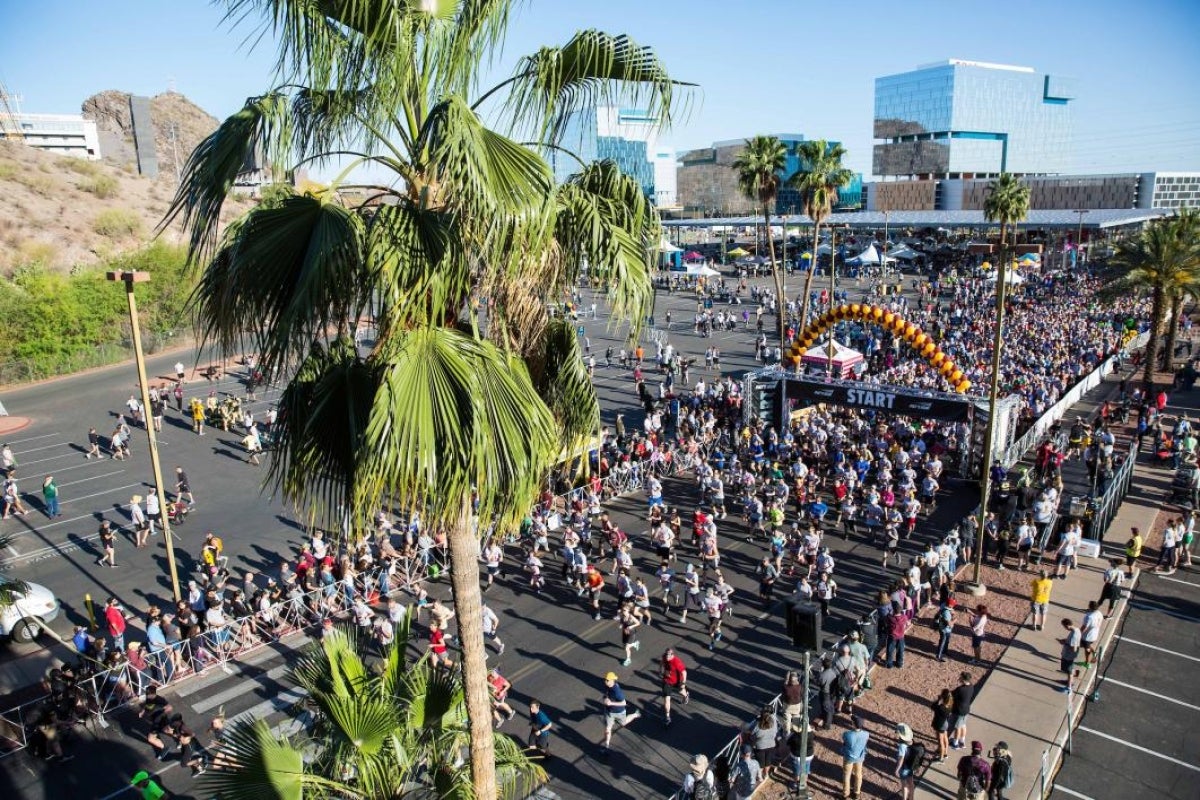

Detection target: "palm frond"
[355, 327, 557, 530]
[160, 94, 293, 262]
[504, 29, 692, 144]
[554, 161, 656, 328]
[731, 136, 787, 208]
[200, 720, 305, 800]
[790, 139, 854, 225]
[191, 193, 368, 373]
[526, 317, 600, 450]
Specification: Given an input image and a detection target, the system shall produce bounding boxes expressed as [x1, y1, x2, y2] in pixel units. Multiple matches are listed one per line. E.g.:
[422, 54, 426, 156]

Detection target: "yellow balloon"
[956, 380, 972, 393]
[904, 323, 918, 339]
[949, 369, 964, 383]
[872, 306, 884, 321]
[931, 350, 946, 367]
[849, 303, 861, 317]
[913, 333, 928, 349]
[940, 360, 955, 375]
[883, 312, 895, 326]
[921, 342, 937, 357]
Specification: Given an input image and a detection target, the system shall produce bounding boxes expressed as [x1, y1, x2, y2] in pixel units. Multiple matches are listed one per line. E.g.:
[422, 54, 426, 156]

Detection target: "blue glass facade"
[550, 107, 660, 200]
[874, 61, 1074, 178]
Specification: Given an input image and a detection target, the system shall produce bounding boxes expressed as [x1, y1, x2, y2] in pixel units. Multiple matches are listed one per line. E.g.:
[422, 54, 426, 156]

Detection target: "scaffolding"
[0, 81, 23, 141]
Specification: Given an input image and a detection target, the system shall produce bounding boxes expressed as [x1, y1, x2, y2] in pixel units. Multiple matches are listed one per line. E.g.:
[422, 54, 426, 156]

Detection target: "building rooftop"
[663, 208, 1172, 230]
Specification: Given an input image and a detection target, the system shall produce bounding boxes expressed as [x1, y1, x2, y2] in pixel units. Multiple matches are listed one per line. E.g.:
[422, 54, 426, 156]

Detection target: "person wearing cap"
[730, 744, 763, 800]
[599, 672, 640, 752]
[956, 740, 991, 800]
[130, 770, 171, 800]
[988, 740, 1014, 799]
[841, 714, 870, 800]
[680, 752, 715, 798]
[130, 494, 149, 548]
[893, 723, 920, 800]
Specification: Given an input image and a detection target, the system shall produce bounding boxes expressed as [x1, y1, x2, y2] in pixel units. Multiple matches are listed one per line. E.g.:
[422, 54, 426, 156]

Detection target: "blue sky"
[3, 0, 1199, 177]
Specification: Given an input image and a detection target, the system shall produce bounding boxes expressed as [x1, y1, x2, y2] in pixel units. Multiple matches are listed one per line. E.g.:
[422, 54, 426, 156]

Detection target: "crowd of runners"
[3, 261, 1186, 800]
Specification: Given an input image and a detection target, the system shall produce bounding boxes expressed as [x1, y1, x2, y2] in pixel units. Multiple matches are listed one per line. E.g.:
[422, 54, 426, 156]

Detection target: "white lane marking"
[1100, 677, 1200, 711]
[192, 663, 292, 711]
[15, 458, 114, 474]
[1052, 786, 1096, 800]
[58, 471, 128, 488]
[1128, 601, 1200, 624]
[10, 451, 100, 468]
[1076, 726, 1200, 773]
[1154, 574, 1200, 589]
[5, 432, 58, 445]
[6, 545, 17, 557]
[12, 442, 73, 455]
[1117, 636, 1200, 663]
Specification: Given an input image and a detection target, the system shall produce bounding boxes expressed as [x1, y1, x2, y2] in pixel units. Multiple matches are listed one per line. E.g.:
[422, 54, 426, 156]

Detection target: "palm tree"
[202, 624, 543, 800]
[732, 136, 788, 347]
[1104, 209, 1200, 388]
[162, 4, 686, 798]
[972, 172, 1030, 587]
[791, 140, 853, 330]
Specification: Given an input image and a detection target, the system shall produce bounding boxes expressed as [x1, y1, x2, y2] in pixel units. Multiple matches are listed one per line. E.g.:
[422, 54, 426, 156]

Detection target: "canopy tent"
[1017, 253, 1040, 263]
[887, 245, 922, 261]
[686, 264, 721, 277]
[684, 250, 704, 261]
[984, 268, 1026, 285]
[726, 247, 749, 258]
[846, 244, 897, 266]
[802, 339, 865, 379]
[657, 238, 682, 253]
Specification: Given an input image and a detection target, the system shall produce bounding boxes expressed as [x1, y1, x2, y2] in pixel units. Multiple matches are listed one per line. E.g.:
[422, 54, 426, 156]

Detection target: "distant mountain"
[82, 90, 221, 182]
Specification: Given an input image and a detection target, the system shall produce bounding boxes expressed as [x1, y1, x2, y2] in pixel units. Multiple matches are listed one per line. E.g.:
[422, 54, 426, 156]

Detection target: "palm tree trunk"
[1144, 285, 1165, 390]
[799, 220, 822, 332]
[1163, 294, 1183, 373]
[764, 206, 786, 349]
[447, 510, 497, 800]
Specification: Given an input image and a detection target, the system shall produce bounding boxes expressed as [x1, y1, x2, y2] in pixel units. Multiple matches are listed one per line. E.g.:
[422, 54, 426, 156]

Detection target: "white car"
[0, 576, 59, 643]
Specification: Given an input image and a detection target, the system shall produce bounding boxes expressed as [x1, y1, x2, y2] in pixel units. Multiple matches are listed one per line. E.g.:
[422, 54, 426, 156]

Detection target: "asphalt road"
[1050, 569, 1200, 800]
[0, 268, 980, 799]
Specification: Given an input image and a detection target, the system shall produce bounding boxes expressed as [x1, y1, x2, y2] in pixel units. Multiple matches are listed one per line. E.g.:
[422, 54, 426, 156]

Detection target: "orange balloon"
[872, 306, 884, 321]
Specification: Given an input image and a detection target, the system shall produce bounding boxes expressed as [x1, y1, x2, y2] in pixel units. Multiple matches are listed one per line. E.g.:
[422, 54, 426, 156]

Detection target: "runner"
[600, 672, 641, 753]
[481, 603, 505, 656]
[487, 667, 517, 728]
[528, 699, 553, 758]
[174, 466, 195, 507]
[659, 647, 690, 726]
[130, 494, 149, 549]
[616, 603, 642, 665]
[96, 519, 118, 568]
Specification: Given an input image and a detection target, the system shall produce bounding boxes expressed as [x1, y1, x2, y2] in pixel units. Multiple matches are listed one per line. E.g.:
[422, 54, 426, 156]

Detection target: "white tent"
[888, 245, 921, 261]
[802, 339, 865, 379]
[686, 264, 721, 277]
[984, 269, 1026, 285]
[657, 238, 682, 253]
[846, 245, 897, 266]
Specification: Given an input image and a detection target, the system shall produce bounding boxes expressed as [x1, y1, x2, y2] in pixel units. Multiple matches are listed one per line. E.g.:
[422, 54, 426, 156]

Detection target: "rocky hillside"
[0, 92, 253, 275]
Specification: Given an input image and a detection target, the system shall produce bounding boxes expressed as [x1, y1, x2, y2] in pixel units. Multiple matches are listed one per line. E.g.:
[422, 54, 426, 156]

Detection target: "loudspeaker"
[785, 599, 822, 651]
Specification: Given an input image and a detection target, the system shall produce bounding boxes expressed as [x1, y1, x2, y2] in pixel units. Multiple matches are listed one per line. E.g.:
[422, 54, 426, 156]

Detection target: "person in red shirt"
[105, 597, 129, 652]
[428, 622, 452, 669]
[659, 647, 690, 726]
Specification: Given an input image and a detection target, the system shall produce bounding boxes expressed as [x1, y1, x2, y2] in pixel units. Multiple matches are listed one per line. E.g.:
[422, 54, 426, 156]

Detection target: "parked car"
[0, 576, 59, 643]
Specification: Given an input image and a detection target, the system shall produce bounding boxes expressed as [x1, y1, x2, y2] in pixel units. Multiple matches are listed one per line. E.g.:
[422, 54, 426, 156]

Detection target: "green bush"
[61, 158, 99, 176]
[93, 208, 143, 238]
[0, 243, 196, 383]
[80, 174, 119, 199]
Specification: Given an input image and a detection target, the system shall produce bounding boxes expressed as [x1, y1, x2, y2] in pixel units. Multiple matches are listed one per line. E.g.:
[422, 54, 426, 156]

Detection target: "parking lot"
[1051, 570, 1200, 800]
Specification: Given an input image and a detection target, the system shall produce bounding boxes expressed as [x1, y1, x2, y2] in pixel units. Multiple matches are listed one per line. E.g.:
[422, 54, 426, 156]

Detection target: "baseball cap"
[971, 740, 984, 753]
[896, 723, 913, 743]
[604, 671, 618, 682]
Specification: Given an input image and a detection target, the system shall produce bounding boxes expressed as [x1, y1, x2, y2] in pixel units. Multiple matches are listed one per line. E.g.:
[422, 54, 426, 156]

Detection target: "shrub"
[15, 240, 58, 268]
[80, 174, 119, 199]
[61, 158, 99, 176]
[93, 208, 143, 238]
[15, 173, 57, 195]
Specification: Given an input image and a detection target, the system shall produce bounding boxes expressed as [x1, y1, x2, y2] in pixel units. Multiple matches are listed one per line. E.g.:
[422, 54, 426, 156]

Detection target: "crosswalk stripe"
[190, 663, 292, 712]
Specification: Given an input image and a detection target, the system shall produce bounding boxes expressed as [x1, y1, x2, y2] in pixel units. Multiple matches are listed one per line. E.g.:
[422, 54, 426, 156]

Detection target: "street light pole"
[827, 224, 849, 377]
[796, 648, 813, 799]
[107, 270, 182, 602]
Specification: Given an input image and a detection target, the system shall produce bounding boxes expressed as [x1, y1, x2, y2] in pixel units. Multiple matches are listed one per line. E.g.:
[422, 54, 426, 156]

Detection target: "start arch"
[785, 303, 972, 394]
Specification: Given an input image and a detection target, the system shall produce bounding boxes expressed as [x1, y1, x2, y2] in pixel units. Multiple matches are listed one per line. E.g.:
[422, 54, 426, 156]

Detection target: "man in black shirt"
[950, 671, 976, 751]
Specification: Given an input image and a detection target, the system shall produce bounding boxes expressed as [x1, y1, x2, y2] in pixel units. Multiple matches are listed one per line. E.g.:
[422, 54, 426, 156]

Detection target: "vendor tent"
[657, 238, 682, 253]
[726, 247, 749, 258]
[802, 339, 865, 379]
[684, 250, 704, 261]
[887, 245, 921, 261]
[984, 269, 1026, 285]
[686, 264, 721, 277]
[846, 245, 896, 266]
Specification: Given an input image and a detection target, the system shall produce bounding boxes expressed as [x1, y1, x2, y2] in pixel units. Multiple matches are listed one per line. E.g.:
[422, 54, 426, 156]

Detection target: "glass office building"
[548, 106, 668, 203]
[874, 60, 1075, 179]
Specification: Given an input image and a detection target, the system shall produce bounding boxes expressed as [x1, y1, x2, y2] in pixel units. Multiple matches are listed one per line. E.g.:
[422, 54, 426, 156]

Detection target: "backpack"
[965, 772, 984, 795]
[732, 760, 755, 796]
[999, 754, 1015, 789]
[691, 771, 717, 800]
[903, 742, 927, 772]
[937, 607, 953, 634]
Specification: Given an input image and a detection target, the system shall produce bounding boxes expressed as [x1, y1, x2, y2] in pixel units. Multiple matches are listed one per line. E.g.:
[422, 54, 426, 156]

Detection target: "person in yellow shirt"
[1124, 526, 1143, 578]
[1030, 570, 1053, 631]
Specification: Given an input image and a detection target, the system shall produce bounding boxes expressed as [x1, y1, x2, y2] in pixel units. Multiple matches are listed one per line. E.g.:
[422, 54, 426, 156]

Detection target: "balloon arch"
[784, 303, 972, 394]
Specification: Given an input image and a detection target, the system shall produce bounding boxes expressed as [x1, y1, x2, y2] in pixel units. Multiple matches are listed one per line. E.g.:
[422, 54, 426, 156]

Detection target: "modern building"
[7, 113, 101, 160]
[676, 135, 863, 217]
[865, 171, 1200, 212]
[873, 59, 1075, 180]
[549, 106, 672, 205]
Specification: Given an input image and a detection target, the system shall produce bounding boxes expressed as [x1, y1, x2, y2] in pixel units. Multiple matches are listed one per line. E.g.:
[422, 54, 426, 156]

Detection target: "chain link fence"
[0, 330, 191, 388]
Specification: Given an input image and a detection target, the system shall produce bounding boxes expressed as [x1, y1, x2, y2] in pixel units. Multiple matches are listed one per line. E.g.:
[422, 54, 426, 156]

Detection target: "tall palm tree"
[1104, 209, 1200, 387]
[162, 4, 686, 798]
[202, 624, 543, 800]
[732, 136, 788, 347]
[791, 140, 853, 330]
[971, 172, 1030, 587]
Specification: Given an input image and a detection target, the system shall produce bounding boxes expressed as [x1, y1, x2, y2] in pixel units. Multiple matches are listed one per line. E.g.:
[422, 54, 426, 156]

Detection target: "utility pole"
[796, 648, 813, 799]
[107, 270, 182, 602]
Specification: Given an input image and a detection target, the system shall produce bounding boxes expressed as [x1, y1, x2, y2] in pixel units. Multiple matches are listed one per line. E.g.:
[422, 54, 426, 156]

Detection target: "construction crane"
[0, 80, 24, 141]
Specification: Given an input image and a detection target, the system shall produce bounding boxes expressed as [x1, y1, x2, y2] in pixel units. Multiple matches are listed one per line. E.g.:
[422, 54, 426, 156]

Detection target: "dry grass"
[93, 208, 143, 238]
[79, 174, 119, 199]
